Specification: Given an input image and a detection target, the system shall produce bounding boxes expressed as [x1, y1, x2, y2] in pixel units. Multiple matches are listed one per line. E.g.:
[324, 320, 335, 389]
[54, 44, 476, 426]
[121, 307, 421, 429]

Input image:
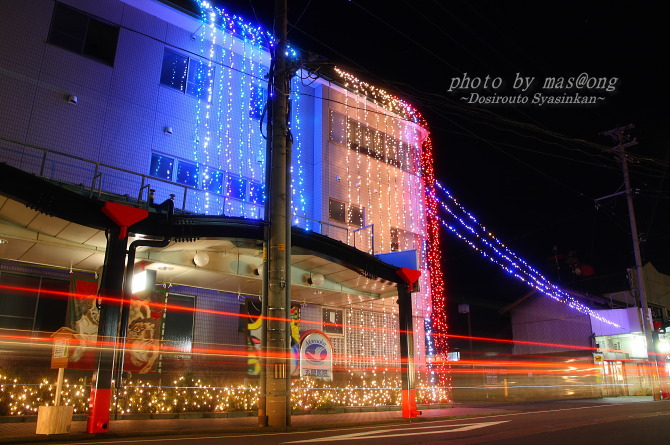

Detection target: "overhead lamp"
[193, 252, 210, 267]
[132, 269, 156, 295]
[307, 273, 325, 286]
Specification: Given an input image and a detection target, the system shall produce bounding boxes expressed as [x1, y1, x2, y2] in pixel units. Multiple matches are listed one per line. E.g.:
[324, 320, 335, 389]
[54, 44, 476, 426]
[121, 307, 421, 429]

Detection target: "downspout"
[114, 199, 174, 400]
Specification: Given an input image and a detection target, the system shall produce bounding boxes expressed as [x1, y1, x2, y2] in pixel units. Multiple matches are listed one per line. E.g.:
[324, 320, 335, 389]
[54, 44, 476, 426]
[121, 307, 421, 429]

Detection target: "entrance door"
[601, 361, 627, 396]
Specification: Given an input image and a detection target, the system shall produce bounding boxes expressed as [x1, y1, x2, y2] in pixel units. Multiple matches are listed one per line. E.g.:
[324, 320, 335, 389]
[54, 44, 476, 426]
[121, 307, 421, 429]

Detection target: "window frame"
[48, 2, 119, 66]
[160, 48, 213, 100]
[162, 292, 196, 359]
[149, 152, 262, 204]
[329, 198, 365, 227]
[329, 110, 347, 146]
[348, 204, 364, 227]
[328, 198, 347, 223]
[322, 307, 344, 336]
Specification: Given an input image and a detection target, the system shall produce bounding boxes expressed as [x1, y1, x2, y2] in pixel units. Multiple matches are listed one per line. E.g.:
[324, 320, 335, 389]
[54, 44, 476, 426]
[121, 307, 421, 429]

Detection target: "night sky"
[181, 1, 669, 343]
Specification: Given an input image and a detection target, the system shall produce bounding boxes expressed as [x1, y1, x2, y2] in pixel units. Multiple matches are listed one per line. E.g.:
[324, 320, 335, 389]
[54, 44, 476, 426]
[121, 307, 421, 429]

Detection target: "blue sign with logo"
[299, 330, 333, 380]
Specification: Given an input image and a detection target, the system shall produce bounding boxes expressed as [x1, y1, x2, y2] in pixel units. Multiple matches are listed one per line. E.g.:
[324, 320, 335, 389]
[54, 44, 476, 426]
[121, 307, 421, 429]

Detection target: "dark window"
[226, 175, 248, 200]
[186, 58, 212, 100]
[249, 85, 267, 120]
[360, 125, 375, 158]
[160, 50, 189, 93]
[349, 204, 363, 227]
[48, 2, 119, 66]
[390, 227, 400, 252]
[329, 111, 346, 145]
[249, 181, 265, 204]
[160, 49, 213, 100]
[175, 161, 199, 187]
[0, 274, 67, 334]
[0, 274, 38, 331]
[347, 120, 362, 152]
[399, 142, 414, 173]
[202, 169, 224, 194]
[322, 308, 343, 335]
[162, 293, 195, 358]
[33, 278, 69, 334]
[370, 132, 385, 161]
[386, 138, 400, 167]
[149, 153, 174, 181]
[328, 198, 346, 223]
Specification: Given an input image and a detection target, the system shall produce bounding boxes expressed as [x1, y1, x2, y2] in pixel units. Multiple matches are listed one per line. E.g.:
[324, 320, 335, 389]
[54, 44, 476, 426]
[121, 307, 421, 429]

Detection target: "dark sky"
[191, 1, 670, 342]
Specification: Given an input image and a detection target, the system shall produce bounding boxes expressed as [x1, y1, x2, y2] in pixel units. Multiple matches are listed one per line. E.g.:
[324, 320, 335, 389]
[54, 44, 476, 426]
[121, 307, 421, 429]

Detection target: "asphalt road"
[34, 400, 670, 445]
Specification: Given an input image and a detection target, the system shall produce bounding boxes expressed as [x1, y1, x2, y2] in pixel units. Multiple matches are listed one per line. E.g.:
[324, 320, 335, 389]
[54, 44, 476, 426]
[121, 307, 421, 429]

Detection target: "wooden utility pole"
[603, 124, 661, 400]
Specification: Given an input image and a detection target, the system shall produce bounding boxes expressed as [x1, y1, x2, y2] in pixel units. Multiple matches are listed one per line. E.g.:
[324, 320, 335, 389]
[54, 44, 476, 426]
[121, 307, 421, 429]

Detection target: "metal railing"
[0, 136, 262, 216]
[0, 137, 377, 254]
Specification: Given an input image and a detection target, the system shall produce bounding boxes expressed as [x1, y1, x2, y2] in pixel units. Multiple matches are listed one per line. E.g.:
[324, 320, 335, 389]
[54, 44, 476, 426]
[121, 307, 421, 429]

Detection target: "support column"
[87, 228, 127, 433]
[398, 282, 420, 418]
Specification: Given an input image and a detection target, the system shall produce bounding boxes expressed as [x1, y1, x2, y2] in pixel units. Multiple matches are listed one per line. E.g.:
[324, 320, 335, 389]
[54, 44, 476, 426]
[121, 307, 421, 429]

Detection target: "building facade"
[504, 289, 670, 400]
[0, 0, 447, 419]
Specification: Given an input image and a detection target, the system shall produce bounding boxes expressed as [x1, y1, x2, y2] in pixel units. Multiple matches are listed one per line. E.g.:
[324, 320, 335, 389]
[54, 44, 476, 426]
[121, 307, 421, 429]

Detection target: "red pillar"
[87, 227, 126, 433]
[396, 268, 422, 419]
[87, 203, 148, 433]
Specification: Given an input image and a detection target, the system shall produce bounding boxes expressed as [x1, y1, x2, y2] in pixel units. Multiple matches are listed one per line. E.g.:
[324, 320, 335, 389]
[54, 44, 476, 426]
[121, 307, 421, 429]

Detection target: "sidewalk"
[0, 397, 654, 444]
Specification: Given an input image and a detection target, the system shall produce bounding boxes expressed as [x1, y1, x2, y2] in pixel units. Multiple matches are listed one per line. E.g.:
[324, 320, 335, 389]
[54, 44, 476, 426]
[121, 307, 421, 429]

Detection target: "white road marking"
[282, 420, 509, 443]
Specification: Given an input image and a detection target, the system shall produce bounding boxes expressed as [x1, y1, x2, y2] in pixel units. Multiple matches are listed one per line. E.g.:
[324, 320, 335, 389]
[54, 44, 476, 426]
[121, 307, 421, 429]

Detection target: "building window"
[328, 198, 346, 223]
[322, 308, 343, 335]
[160, 49, 213, 100]
[202, 169, 224, 194]
[226, 175, 248, 200]
[386, 140, 400, 168]
[150, 153, 174, 181]
[336, 113, 420, 174]
[249, 181, 266, 204]
[149, 153, 263, 204]
[329, 198, 364, 226]
[48, 2, 120, 66]
[249, 85, 267, 120]
[390, 227, 400, 252]
[329, 111, 347, 145]
[349, 204, 364, 227]
[0, 273, 68, 334]
[162, 293, 195, 358]
[175, 161, 199, 187]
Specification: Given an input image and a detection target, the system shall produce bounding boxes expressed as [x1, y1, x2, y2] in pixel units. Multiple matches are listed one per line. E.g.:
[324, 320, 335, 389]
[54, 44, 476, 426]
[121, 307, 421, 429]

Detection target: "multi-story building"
[0, 0, 447, 423]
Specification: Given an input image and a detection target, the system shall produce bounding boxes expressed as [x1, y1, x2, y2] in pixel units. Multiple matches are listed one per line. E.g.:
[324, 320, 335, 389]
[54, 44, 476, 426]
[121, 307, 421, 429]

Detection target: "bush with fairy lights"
[0, 369, 452, 416]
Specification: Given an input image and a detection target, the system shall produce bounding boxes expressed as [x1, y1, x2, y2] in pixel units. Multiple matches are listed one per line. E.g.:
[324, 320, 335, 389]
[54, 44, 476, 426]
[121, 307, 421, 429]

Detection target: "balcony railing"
[0, 137, 377, 253]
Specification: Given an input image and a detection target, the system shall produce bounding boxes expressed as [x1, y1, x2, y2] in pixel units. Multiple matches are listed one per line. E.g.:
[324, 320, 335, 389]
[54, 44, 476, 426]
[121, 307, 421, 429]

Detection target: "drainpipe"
[114, 200, 174, 407]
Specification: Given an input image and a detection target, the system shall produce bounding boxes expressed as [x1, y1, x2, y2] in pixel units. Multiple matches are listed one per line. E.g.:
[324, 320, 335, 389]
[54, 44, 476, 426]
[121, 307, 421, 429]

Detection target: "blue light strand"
[432, 181, 619, 327]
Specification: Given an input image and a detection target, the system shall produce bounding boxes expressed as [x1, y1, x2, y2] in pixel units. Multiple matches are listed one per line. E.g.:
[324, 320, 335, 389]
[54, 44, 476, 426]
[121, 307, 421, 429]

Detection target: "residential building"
[501, 279, 670, 400]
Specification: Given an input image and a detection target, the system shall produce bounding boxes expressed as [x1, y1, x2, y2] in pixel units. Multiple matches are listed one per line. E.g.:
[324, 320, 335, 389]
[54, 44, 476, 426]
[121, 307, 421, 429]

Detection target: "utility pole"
[602, 124, 661, 400]
[263, 0, 293, 428]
